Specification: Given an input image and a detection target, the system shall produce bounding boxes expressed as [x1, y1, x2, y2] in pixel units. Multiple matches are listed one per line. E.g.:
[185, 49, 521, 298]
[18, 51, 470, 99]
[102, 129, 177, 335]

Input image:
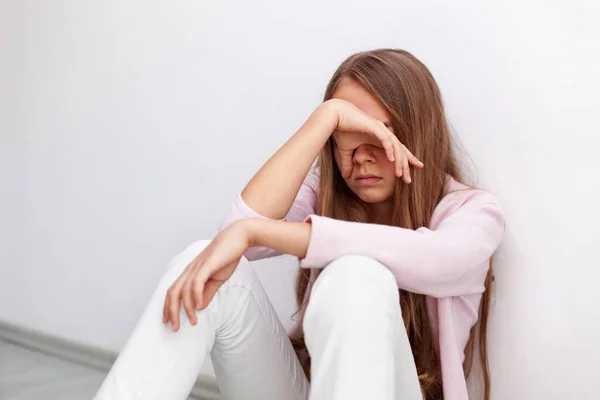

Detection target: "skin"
[331, 79, 400, 224]
[163, 78, 423, 331]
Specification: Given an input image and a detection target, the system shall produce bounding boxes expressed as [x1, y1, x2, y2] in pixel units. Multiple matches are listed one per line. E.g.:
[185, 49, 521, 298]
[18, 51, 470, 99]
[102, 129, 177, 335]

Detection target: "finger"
[163, 282, 182, 325]
[391, 138, 403, 177]
[180, 261, 199, 324]
[164, 286, 177, 330]
[164, 281, 180, 327]
[163, 281, 174, 324]
[367, 120, 394, 162]
[192, 269, 210, 311]
[405, 148, 424, 168]
[201, 279, 224, 310]
[167, 281, 185, 332]
[403, 153, 411, 184]
[377, 123, 396, 163]
[162, 295, 169, 324]
[338, 150, 354, 178]
[341, 156, 352, 178]
[182, 278, 198, 326]
[400, 146, 411, 184]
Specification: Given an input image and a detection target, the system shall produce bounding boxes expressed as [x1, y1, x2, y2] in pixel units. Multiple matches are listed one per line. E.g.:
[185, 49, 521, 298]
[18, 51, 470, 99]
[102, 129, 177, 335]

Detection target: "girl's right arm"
[238, 99, 420, 219]
[239, 102, 336, 220]
[219, 100, 422, 261]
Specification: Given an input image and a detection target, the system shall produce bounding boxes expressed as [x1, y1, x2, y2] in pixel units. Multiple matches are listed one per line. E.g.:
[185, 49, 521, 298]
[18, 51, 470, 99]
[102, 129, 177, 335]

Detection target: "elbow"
[242, 248, 261, 261]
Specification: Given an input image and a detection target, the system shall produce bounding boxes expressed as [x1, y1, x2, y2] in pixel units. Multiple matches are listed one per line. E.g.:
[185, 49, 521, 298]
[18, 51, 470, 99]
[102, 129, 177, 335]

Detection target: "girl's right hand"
[320, 99, 424, 182]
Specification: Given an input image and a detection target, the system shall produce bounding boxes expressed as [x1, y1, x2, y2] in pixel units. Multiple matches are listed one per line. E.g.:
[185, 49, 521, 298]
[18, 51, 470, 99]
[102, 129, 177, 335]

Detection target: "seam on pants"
[227, 283, 306, 400]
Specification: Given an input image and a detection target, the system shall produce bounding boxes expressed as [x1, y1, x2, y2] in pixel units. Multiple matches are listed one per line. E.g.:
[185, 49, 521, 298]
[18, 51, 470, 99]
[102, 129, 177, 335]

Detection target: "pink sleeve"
[300, 191, 506, 297]
[219, 170, 319, 261]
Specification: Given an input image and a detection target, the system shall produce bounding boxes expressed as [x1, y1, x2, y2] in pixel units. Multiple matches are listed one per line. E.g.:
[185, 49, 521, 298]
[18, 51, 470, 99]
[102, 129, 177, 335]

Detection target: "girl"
[95, 49, 505, 400]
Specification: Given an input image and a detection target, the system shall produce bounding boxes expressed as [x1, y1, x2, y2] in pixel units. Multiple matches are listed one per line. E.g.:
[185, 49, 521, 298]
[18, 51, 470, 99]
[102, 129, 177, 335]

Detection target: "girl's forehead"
[332, 78, 391, 123]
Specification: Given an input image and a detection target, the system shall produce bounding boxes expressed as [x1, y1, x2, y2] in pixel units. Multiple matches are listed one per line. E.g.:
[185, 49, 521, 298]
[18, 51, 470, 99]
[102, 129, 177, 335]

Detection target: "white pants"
[94, 239, 422, 400]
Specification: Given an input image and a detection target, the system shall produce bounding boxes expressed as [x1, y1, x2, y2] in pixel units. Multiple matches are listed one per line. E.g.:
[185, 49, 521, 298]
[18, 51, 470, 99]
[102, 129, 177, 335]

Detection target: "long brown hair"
[292, 49, 493, 399]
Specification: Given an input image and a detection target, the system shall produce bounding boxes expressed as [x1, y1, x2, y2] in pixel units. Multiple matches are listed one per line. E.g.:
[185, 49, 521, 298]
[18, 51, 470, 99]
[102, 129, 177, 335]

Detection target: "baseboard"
[0, 320, 220, 400]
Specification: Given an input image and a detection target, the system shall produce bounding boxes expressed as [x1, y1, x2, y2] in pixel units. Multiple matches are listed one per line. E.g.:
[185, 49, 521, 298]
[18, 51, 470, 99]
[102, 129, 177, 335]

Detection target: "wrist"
[309, 100, 338, 136]
[243, 219, 312, 259]
[239, 218, 260, 248]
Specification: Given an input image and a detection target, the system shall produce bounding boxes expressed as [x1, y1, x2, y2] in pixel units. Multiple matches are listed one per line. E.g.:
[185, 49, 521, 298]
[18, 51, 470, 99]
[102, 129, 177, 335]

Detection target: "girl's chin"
[354, 191, 393, 204]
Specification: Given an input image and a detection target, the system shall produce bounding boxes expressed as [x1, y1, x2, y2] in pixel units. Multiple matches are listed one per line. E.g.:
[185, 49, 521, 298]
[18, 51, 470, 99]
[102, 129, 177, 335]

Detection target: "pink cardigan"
[220, 170, 506, 400]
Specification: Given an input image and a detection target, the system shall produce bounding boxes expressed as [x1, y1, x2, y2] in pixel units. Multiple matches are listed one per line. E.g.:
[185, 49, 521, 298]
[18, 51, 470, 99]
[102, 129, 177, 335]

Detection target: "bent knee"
[306, 255, 399, 320]
[165, 239, 212, 274]
[318, 255, 397, 293]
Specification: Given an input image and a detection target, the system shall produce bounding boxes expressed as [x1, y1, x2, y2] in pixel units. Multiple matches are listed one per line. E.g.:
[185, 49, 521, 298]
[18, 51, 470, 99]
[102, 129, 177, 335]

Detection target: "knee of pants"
[305, 255, 401, 324]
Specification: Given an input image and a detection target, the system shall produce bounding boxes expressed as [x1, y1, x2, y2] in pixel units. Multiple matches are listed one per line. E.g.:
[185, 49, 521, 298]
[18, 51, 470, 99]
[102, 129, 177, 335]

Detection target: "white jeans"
[94, 239, 422, 400]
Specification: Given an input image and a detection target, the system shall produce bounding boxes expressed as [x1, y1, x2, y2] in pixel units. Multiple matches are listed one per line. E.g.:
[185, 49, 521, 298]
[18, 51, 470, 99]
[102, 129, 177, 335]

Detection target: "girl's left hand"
[162, 220, 251, 332]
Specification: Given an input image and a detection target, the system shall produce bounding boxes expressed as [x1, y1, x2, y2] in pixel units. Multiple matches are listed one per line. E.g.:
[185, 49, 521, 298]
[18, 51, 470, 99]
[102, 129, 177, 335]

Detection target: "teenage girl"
[95, 48, 506, 400]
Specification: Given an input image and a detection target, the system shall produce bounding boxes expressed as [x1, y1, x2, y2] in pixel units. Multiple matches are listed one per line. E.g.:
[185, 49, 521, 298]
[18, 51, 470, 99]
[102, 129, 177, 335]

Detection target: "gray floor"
[0, 339, 106, 399]
[0, 339, 209, 400]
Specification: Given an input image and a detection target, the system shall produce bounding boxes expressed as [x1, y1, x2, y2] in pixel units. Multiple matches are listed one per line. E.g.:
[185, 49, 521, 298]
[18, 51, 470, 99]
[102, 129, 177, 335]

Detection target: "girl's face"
[331, 79, 397, 206]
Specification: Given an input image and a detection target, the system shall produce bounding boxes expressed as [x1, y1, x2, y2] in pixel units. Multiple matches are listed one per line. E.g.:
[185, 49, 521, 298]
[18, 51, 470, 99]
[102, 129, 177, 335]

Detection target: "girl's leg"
[94, 239, 309, 400]
[303, 255, 422, 400]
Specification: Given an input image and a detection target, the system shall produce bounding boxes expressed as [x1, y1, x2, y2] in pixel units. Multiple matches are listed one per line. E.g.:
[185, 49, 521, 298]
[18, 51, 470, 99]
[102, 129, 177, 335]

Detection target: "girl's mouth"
[355, 175, 382, 185]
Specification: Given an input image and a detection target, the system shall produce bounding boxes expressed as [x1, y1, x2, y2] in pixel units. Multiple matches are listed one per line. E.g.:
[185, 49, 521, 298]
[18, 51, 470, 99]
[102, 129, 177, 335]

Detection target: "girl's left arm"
[165, 191, 503, 330]
[219, 170, 318, 261]
[243, 218, 312, 259]
[300, 191, 506, 298]
[163, 218, 312, 331]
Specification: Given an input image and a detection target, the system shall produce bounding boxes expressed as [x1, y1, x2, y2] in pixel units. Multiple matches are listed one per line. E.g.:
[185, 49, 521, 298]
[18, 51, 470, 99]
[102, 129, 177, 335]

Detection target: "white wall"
[2, 0, 599, 398]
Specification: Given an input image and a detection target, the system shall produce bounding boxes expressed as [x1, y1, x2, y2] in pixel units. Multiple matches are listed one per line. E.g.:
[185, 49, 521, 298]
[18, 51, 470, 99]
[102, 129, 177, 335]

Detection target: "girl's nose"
[353, 144, 377, 165]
